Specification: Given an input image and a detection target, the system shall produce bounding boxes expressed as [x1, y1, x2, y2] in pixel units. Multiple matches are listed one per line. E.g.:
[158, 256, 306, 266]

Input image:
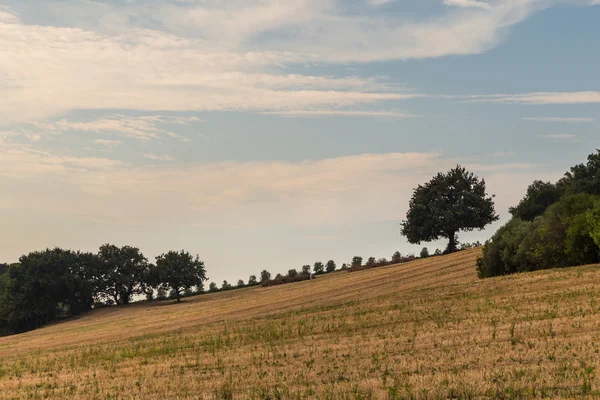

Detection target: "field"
[1, 249, 600, 399]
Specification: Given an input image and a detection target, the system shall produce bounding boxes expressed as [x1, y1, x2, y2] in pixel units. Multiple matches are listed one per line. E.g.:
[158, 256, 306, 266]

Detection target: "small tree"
[248, 275, 258, 286]
[221, 280, 233, 291]
[377, 258, 388, 265]
[154, 250, 208, 303]
[401, 166, 499, 253]
[391, 251, 402, 263]
[236, 279, 245, 288]
[365, 257, 376, 267]
[260, 270, 272, 283]
[287, 269, 298, 278]
[325, 260, 336, 273]
[420, 247, 430, 258]
[434, 249, 442, 256]
[208, 282, 219, 293]
[301, 265, 311, 274]
[340, 263, 348, 270]
[351, 256, 363, 268]
[313, 262, 324, 275]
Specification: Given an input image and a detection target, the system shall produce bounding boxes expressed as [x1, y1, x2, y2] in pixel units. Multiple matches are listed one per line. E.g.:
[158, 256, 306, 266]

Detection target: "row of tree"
[477, 150, 600, 278]
[0, 245, 207, 335]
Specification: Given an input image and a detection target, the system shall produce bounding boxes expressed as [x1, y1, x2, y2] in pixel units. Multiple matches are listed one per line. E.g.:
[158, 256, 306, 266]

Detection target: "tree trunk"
[447, 232, 457, 254]
[176, 291, 181, 303]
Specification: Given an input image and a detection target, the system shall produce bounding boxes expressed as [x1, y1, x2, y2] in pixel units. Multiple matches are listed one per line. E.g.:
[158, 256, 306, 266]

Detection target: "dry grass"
[1, 248, 600, 399]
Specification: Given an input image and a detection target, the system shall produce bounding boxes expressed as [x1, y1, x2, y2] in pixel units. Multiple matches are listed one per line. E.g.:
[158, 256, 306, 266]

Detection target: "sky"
[0, 0, 599, 285]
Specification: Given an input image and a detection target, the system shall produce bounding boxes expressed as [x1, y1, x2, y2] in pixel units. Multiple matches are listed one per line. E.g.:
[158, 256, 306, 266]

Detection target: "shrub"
[420, 248, 429, 258]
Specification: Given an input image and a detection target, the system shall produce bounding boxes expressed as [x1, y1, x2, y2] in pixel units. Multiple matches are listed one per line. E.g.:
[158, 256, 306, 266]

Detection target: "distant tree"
[97, 244, 150, 305]
[351, 256, 363, 268]
[340, 263, 348, 270]
[237, 279, 246, 288]
[565, 150, 600, 196]
[194, 283, 205, 295]
[260, 270, 272, 283]
[433, 249, 442, 256]
[208, 282, 219, 293]
[509, 181, 562, 221]
[401, 166, 499, 253]
[420, 247, 430, 258]
[313, 262, 324, 275]
[325, 260, 337, 273]
[377, 258, 388, 265]
[301, 265, 311, 274]
[366, 257, 376, 267]
[0, 263, 8, 276]
[154, 250, 207, 303]
[287, 269, 298, 278]
[221, 280, 233, 291]
[391, 251, 402, 263]
[248, 275, 258, 286]
[275, 273, 283, 280]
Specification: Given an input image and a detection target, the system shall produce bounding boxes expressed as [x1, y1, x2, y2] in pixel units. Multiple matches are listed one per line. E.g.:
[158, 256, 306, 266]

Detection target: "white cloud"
[444, 0, 491, 10]
[261, 110, 418, 118]
[523, 117, 596, 123]
[93, 139, 123, 147]
[468, 91, 600, 104]
[140, 153, 175, 161]
[540, 134, 578, 141]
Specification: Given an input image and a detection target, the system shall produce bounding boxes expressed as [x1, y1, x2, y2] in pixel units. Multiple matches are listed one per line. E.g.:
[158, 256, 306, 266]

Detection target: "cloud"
[1, 0, 593, 122]
[93, 139, 123, 147]
[540, 134, 578, 141]
[140, 153, 175, 161]
[261, 110, 418, 118]
[523, 117, 596, 123]
[444, 0, 491, 10]
[5, 115, 201, 142]
[468, 91, 600, 104]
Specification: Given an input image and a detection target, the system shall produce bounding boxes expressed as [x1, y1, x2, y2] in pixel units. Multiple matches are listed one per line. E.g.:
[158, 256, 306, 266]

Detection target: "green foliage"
[302, 265, 311, 274]
[248, 275, 258, 286]
[401, 165, 498, 253]
[221, 280, 233, 291]
[351, 257, 363, 268]
[287, 269, 298, 278]
[588, 200, 600, 248]
[97, 244, 150, 305]
[208, 282, 219, 293]
[260, 270, 271, 283]
[509, 180, 562, 221]
[326, 260, 337, 273]
[313, 262, 325, 275]
[236, 279, 246, 288]
[420, 248, 429, 258]
[365, 257, 376, 267]
[154, 250, 207, 303]
[391, 252, 402, 263]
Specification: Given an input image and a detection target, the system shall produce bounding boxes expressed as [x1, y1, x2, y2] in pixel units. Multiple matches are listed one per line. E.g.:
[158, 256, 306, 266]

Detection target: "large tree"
[97, 244, 150, 305]
[154, 250, 207, 303]
[401, 166, 498, 253]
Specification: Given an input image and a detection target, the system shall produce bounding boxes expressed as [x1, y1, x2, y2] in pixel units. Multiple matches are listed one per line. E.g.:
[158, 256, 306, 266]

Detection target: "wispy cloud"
[540, 134, 578, 142]
[93, 139, 123, 147]
[523, 117, 596, 123]
[261, 110, 418, 118]
[140, 153, 175, 161]
[468, 91, 600, 104]
[444, 0, 491, 10]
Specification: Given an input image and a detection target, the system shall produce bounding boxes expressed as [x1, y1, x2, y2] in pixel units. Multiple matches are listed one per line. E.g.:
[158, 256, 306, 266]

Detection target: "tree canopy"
[154, 250, 207, 303]
[401, 165, 498, 253]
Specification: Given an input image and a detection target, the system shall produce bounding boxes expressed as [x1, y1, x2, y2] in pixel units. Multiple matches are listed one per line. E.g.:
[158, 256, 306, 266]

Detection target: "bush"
[261, 273, 311, 287]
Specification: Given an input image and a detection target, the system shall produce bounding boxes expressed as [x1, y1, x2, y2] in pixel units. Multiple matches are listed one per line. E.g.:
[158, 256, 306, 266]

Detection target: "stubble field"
[1, 248, 600, 399]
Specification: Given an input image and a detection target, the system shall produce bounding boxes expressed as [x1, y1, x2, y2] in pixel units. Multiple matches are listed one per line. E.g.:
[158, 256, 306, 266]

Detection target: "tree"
[566, 150, 600, 196]
[301, 265, 311, 274]
[420, 247, 430, 258]
[97, 244, 150, 305]
[208, 282, 219, 293]
[340, 263, 348, 270]
[313, 262, 324, 275]
[391, 252, 402, 263]
[589, 200, 600, 248]
[287, 269, 298, 278]
[366, 257, 376, 267]
[156, 287, 167, 300]
[221, 280, 233, 291]
[260, 270, 272, 283]
[236, 279, 245, 288]
[326, 260, 337, 273]
[154, 250, 208, 303]
[248, 275, 258, 286]
[351, 256, 363, 268]
[401, 166, 499, 253]
[433, 249, 442, 256]
[509, 180, 562, 221]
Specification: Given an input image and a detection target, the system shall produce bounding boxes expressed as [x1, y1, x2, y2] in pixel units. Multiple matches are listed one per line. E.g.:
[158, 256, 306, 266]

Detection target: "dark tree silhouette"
[260, 270, 271, 283]
[248, 275, 258, 286]
[351, 256, 362, 268]
[154, 250, 207, 303]
[97, 244, 150, 305]
[326, 260, 336, 273]
[401, 166, 498, 253]
[313, 262, 324, 275]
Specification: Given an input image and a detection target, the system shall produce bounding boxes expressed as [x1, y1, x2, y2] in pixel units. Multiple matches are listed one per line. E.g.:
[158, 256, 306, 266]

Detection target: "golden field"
[1, 248, 600, 399]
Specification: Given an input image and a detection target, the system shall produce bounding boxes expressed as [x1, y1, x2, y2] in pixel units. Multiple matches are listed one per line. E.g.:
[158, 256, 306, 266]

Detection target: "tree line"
[477, 150, 600, 278]
[0, 245, 207, 335]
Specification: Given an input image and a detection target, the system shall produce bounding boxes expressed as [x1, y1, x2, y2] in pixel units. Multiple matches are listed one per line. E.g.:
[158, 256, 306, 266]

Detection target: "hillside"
[2, 249, 600, 398]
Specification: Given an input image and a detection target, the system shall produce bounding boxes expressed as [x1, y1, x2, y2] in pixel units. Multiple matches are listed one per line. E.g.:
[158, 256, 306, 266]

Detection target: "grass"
[1, 248, 600, 399]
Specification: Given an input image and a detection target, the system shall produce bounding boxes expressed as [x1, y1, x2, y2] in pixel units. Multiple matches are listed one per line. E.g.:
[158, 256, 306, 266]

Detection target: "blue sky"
[0, 0, 599, 285]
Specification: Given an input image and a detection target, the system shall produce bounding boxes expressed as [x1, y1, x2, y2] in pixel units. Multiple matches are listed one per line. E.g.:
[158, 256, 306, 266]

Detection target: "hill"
[1, 249, 600, 398]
